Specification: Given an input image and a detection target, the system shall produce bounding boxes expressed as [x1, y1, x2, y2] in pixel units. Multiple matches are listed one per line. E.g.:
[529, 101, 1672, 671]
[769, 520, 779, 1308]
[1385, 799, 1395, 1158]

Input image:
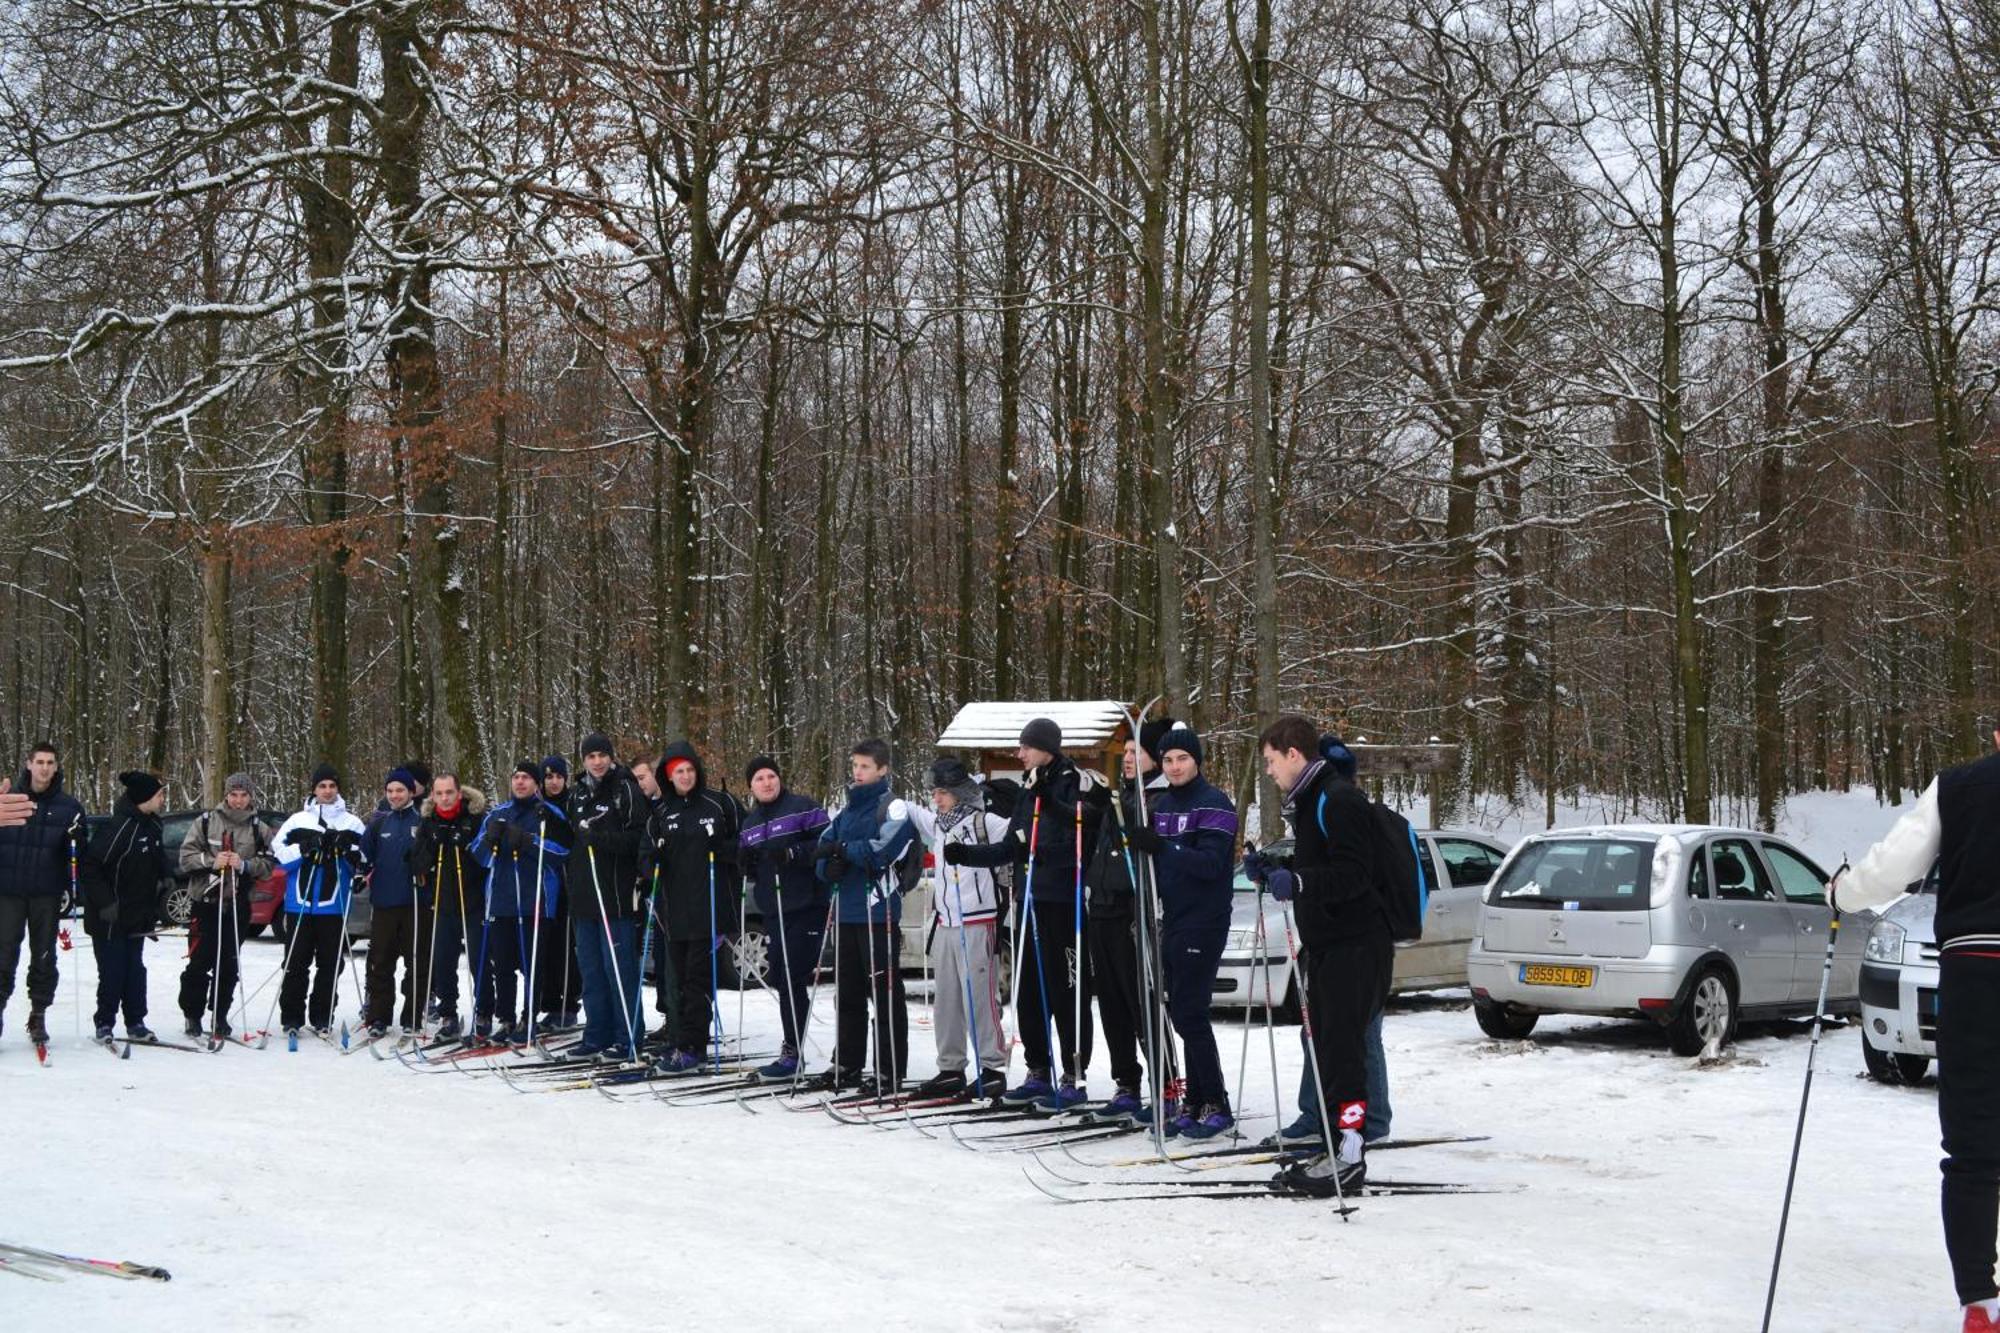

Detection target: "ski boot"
[754, 1048, 800, 1083]
[974, 1068, 1009, 1100]
[26, 1009, 49, 1044]
[654, 1048, 704, 1075]
[1089, 1087, 1146, 1124]
[913, 1069, 966, 1098]
[1001, 1069, 1053, 1106]
[1273, 1150, 1366, 1197]
[1260, 1114, 1324, 1149]
[1178, 1102, 1236, 1140]
[94, 1023, 115, 1044]
[434, 1015, 463, 1040]
[367, 1022, 389, 1040]
[1965, 1304, 2000, 1333]
[184, 1016, 206, 1040]
[211, 1021, 233, 1041]
[1034, 1077, 1088, 1114]
[127, 1023, 156, 1044]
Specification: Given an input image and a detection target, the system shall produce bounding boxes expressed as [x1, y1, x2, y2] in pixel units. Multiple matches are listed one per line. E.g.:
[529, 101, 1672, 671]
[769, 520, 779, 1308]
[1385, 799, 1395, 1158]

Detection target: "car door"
[1759, 840, 1856, 1004]
[1705, 838, 1796, 1007]
[1420, 835, 1507, 985]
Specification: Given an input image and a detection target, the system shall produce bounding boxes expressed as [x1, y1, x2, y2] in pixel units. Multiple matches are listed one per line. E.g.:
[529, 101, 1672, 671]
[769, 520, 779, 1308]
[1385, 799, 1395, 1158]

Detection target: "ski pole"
[1278, 897, 1350, 1221]
[526, 814, 546, 1043]
[1072, 798, 1085, 1089]
[1760, 869, 1847, 1333]
[585, 839, 640, 1062]
[707, 850, 722, 1073]
[69, 818, 81, 1037]
[208, 836, 231, 1039]
[1009, 799, 1043, 1068]
[947, 835, 988, 1093]
[736, 855, 747, 1059]
[262, 854, 317, 1038]
[636, 863, 660, 1049]
[1109, 789, 1165, 1149]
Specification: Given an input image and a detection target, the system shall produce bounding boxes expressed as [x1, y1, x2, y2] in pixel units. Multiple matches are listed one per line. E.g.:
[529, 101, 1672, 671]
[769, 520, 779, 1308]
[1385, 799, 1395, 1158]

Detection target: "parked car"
[1858, 864, 1939, 1085]
[77, 806, 298, 936]
[900, 849, 1014, 1001]
[1465, 824, 1870, 1055]
[1212, 829, 1512, 1014]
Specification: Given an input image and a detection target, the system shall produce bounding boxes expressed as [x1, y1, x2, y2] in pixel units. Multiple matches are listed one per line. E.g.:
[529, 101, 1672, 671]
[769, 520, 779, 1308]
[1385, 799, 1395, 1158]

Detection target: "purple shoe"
[1001, 1072, 1053, 1106]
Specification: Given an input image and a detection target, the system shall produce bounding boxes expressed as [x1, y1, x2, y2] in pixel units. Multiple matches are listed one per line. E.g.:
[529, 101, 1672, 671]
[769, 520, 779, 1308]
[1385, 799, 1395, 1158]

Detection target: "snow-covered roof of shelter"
[938, 700, 1133, 750]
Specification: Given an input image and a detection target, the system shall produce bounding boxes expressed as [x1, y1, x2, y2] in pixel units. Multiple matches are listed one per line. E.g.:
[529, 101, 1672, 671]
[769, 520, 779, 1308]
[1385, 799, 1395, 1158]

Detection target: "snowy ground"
[5, 787, 1958, 1332]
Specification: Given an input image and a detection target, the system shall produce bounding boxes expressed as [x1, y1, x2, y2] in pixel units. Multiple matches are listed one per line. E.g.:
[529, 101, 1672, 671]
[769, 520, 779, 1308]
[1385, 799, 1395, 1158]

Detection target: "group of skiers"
[5, 715, 1448, 1197]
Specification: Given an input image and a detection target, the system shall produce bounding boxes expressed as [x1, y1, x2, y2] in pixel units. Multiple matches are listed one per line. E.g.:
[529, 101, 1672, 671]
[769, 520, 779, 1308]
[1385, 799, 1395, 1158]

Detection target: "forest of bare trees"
[0, 0, 1993, 825]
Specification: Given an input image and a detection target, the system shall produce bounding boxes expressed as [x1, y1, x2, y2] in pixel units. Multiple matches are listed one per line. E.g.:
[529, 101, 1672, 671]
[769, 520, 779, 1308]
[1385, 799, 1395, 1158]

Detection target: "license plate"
[1520, 964, 1595, 988]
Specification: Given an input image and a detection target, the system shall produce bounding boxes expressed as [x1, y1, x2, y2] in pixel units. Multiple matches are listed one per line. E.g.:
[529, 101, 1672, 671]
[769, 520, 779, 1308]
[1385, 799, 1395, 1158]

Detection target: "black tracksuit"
[741, 789, 833, 1055]
[1082, 777, 1166, 1092]
[81, 798, 170, 1030]
[1936, 753, 2000, 1306]
[1283, 761, 1391, 1136]
[955, 755, 1106, 1083]
[644, 743, 742, 1054]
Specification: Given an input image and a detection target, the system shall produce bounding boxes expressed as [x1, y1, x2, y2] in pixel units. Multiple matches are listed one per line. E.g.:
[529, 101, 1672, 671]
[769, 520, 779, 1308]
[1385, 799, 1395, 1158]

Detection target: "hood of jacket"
[421, 785, 488, 820]
[657, 740, 707, 799]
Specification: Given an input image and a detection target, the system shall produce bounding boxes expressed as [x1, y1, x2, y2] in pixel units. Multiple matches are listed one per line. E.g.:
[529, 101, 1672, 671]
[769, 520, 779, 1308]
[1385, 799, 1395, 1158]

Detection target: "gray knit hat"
[224, 772, 256, 800]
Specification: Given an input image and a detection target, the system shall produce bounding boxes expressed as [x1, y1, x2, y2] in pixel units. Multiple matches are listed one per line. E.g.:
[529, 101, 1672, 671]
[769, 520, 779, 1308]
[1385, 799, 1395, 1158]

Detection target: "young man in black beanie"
[564, 735, 648, 1059]
[539, 753, 582, 1028]
[82, 771, 171, 1044]
[946, 717, 1107, 1111]
[739, 756, 831, 1080]
[0, 742, 86, 1048]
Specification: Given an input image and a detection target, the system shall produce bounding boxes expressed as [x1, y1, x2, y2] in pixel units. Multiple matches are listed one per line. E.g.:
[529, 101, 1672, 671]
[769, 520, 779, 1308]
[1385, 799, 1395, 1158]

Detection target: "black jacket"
[1082, 777, 1164, 920]
[954, 754, 1108, 905]
[1283, 762, 1387, 950]
[0, 769, 87, 899]
[643, 742, 742, 941]
[568, 765, 649, 923]
[412, 787, 490, 916]
[81, 797, 169, 937]
[1938, 750, 2000, 951]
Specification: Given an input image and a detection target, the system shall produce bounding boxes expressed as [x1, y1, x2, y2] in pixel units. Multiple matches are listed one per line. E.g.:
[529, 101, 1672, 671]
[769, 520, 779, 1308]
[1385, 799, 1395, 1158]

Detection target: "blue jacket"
[273, 798, 368, 917]
[814, 777, 914, 926]
[361, 803, 421, 909]
[472, 797, 568, 918]
[0, 769, 87, 899]
[1149, 774, 1238, 936]
[741, 789, 831, 920]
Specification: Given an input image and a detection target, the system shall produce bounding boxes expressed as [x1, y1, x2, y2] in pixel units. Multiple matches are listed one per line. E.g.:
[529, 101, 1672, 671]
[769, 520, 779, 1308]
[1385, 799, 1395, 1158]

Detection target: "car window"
[1711, 839, 1777, 903]
[1434, 838, 1505, 889]
[1762, 842, 1829, 906]
[1487, 838, 1654, 910]
[1687, 848, 1709, 899]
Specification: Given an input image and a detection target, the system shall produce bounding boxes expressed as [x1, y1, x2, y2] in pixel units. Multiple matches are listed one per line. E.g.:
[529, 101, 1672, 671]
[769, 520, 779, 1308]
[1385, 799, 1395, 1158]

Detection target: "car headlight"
[1224, 928, 1259, 954]
[1865, 920, 1906, 964]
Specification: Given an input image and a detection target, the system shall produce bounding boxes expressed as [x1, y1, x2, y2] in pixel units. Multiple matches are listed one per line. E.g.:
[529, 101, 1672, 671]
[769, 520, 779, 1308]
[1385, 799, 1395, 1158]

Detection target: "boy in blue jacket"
[360, 769, 423, 1038]
[809, 739, 914, 1094]
[1123, 725, 1238, 1138]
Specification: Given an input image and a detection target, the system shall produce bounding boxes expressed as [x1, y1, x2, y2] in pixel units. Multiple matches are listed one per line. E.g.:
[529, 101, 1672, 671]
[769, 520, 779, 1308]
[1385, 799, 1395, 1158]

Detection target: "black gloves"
[813, 841, 851, 879]
[329, 829, 362, 857]
[286, 827, 324, 854]
[1125, 825, 1164, 854]
[941, 841, 970, 866]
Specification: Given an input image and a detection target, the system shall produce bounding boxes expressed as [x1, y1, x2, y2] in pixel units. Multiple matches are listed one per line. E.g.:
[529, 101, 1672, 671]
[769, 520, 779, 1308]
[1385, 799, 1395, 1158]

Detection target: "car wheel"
[1862, 1038, 1930, 1085]
[1474, 995, 1537, 1039]
[161, 883, 196, 928]
[1667, 965, 1737, 1056]
[726, 928, 770, 991]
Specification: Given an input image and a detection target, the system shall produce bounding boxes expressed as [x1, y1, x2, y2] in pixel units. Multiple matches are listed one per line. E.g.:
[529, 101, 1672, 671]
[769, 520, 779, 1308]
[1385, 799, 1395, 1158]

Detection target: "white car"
[1465, 825, 1870, 1054]
[1213, 830, 1512, 1012]
[1858, 867, 1938, 1085]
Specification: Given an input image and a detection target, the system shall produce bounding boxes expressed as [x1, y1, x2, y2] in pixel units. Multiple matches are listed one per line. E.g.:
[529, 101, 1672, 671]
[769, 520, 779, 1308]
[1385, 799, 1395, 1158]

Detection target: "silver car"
[1213, 830, 1512, 1011]
[1465, 825, 1870, 1055]
[1858, 868, 1938, 1085]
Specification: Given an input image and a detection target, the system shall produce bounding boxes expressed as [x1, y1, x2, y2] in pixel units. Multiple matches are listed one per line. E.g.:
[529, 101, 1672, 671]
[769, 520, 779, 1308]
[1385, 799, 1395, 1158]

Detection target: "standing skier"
[539, 755, 582, 1029]
[565, 735, 648, 1060]
[811, 739, 915, 1094]
[0, 743, 87, 1048]
[1125, 725, 1237, 1137]
[470, 761, 568, 1043]
[177, 773, 273, 1040]
[738, 756, 831, 1082]
[360, 769, 423, 1038]
[1829, 719, 2000, 1333]
[1251, 719, 1387, 1195]
[1082, 721, 1173, 1124]
[273, 765, 369, 1039]
[945, 717, 1105, 1111]
[905, 758, 1009, 1099]
[643, 741, 741, 1072]
[410, 772, 487, 1039]
[80, 770, 171, 1043]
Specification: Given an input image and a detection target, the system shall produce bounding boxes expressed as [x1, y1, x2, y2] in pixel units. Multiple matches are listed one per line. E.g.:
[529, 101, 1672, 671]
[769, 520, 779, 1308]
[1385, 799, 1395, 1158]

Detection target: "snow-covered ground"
[5, 787, 1955, 1331]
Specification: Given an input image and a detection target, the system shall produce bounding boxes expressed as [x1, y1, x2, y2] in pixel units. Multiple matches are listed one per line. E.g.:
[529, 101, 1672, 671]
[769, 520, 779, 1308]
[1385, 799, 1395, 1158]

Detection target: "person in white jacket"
[1829, 718, 2000, 1333]
[906, 758, 1010, 1099]
[272, 765, 370, 1038]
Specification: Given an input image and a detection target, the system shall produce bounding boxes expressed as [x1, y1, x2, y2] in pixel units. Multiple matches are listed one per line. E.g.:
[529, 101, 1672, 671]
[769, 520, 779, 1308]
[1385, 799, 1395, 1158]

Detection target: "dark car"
[78, 807, 302, 938]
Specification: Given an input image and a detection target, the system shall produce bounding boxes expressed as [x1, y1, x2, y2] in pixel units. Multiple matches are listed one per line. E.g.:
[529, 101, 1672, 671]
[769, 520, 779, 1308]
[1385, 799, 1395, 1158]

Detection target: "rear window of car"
[1487, 838, 1655, 911]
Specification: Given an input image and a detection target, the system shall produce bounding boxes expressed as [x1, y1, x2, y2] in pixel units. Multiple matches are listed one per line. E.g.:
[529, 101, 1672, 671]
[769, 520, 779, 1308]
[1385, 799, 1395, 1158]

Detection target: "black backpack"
[1369, 800, 1428, 942]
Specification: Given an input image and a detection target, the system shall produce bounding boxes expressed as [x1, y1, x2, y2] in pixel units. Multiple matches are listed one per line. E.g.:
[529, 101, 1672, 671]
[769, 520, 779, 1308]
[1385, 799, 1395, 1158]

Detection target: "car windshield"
[1487, 838, 1655, 911]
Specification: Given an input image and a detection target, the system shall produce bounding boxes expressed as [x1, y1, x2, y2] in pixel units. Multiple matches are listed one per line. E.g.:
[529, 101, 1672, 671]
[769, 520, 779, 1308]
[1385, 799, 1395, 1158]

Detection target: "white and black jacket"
[908, 804, 1009, 929]
[1834, 751, 2000, 955]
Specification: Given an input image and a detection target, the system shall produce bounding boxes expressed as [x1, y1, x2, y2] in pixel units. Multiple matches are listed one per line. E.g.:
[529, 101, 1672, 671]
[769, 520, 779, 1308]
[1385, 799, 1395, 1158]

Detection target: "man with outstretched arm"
[1830, 718, 2000, 1333]
[0, 743, 86, 1047]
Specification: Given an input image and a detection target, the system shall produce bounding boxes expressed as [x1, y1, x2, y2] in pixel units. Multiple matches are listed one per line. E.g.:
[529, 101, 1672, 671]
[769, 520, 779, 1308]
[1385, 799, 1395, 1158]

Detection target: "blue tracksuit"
[1150, 774, 1238, 1111]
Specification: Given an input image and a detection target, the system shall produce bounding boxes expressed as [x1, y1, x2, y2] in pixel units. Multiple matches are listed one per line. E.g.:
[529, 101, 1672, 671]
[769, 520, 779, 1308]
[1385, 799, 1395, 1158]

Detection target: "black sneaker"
[1273, 1152, 1366, 1197]
[94, 1023, 115, 1043]
[974, 1068, 1008, 1099]
[211, 1022, 233, 1041]
[26, 1010, 49, 1043]
[184, 1017, 206, 1039]
[367, 1022, 389, 1040]
[127, 1024, 156, 1043]
[914, 1069, 967, 1097]
[435, 1016, 463, 1040]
